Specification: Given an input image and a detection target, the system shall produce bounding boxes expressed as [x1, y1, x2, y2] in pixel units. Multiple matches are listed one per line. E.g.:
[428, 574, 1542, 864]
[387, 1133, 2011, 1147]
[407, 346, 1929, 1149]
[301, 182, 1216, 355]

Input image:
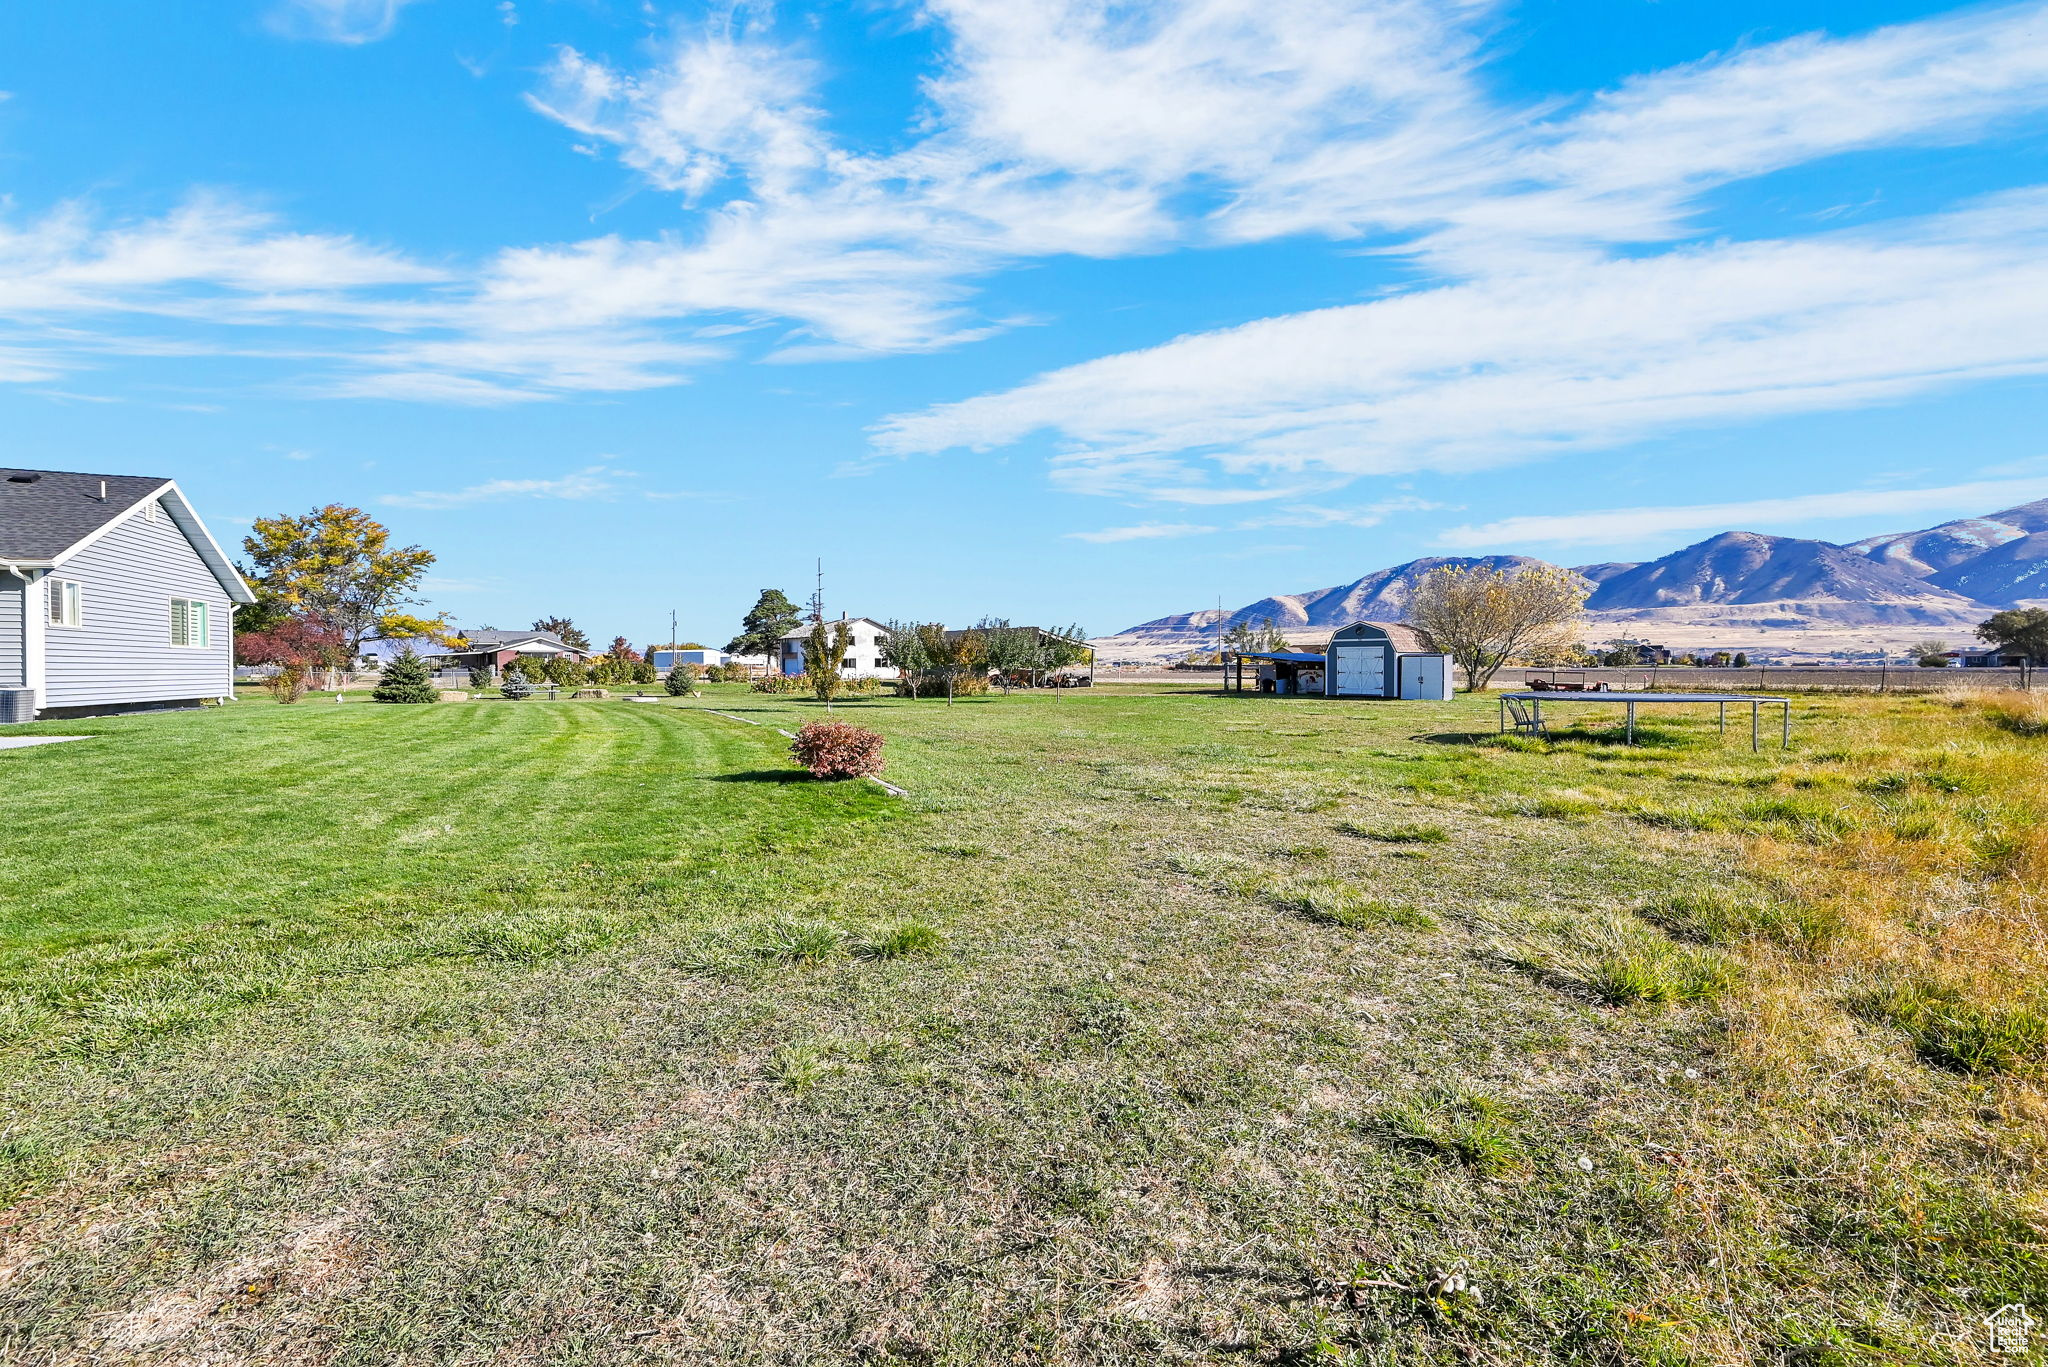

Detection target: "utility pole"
[809, 558, 825, 626]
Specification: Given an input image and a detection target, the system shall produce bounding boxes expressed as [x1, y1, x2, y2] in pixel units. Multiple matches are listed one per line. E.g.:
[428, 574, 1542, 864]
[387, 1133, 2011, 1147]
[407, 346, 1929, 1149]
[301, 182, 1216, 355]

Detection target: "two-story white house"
[778, 617, 900, 679]
[1, 467, 254, 721]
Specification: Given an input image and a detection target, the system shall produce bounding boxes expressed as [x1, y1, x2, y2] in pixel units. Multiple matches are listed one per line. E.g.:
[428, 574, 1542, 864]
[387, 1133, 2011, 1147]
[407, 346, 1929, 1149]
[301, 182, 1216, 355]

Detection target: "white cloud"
[510, 1, 1491, 357]
[875, 192, 2048, 500]
[1394, 1, 2048, 269]
[265, 0, 422, 44]
[380, 464, 635, 510]
[1437, 478, 2048, 549]
[1065, 521, 1218, 543]
[3, 0, 2047, 434]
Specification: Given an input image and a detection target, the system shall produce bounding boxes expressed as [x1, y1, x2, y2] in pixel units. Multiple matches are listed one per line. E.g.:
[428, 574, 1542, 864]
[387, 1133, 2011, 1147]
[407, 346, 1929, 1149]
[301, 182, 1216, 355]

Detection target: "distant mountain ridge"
[1110, 496, 2048, 644]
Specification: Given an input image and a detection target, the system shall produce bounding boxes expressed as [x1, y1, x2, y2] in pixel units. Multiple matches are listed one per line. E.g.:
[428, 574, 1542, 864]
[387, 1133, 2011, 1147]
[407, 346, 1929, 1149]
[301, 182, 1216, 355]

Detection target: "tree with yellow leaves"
[241, 505, 441, 662]
[1406, 564, 1589, 692]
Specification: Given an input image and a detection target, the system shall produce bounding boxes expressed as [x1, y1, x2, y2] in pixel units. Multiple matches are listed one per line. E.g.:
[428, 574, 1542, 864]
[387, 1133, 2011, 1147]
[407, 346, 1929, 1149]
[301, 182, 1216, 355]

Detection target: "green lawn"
[0, 686, 2037, 1364]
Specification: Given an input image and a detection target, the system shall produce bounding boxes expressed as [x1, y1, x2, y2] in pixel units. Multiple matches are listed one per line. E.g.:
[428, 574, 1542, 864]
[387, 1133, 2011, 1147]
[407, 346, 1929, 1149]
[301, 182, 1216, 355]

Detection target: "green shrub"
[500, 672, 536, 701]
[665, 662, 699, 696]
[370, 648, 438, 704]
[751, 674, 804, 694]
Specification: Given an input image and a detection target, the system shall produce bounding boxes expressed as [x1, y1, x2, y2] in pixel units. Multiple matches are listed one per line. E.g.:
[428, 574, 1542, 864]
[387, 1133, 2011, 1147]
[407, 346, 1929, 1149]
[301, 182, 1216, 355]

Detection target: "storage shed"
[1325, 622, 1453, 700]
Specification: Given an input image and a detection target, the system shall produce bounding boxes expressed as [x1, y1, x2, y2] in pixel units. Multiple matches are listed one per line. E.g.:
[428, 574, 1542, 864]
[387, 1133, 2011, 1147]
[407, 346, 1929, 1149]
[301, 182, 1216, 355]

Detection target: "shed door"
[1331, 645, 1384, 696]
[1398, 655, 1442, 699]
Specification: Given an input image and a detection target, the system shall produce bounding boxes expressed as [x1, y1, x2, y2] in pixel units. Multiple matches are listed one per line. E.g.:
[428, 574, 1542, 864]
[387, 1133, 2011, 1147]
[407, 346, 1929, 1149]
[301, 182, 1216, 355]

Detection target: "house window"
[46, 578, 82, 627]
[170, 597, 210, 647]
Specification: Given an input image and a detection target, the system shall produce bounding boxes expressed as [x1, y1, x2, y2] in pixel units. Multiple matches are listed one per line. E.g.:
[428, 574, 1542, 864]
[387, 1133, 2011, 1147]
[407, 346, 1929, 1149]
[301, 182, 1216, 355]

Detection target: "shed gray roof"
[1329, 620, 1435, 653]
[0, 468, 172, 560]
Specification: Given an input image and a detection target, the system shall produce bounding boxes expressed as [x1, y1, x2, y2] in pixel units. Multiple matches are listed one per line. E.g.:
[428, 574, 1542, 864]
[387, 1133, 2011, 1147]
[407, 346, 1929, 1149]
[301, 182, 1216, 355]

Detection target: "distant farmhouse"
[779, 618, 897, 679]
[1, 467, 253, 721]
[361, 629, 589, 677]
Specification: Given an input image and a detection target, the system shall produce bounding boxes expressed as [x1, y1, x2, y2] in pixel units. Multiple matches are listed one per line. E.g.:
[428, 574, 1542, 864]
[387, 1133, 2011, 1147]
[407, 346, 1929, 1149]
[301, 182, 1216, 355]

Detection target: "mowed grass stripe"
[0, 700, 899, 1055]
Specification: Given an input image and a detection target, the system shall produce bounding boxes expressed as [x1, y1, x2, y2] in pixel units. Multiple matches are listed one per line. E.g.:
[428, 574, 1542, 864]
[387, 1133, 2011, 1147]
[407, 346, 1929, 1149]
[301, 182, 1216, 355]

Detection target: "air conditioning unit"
[0, 688, 36, 724]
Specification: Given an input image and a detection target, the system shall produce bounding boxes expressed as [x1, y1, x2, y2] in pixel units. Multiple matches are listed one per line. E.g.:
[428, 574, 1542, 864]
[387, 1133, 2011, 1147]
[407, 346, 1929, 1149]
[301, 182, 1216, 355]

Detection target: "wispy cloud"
[1064, 521, 1218, 543]
[2, 0, 2047, 441]
[1436, 478, 2048, 549]
[264, 0, 422, 45]
[877, 191, 2048, 500]
[380, 464, 635, 510]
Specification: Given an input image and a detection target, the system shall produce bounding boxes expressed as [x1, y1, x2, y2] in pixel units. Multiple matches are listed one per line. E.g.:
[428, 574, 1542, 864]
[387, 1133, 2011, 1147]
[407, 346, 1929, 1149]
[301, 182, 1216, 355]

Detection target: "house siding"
[0, 578, 23, 688]
[41, 505, 233, 708]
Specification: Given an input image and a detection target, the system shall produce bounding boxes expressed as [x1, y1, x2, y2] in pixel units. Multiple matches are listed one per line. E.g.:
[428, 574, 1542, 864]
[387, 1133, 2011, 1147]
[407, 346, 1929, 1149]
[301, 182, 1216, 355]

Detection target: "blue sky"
[2, 0, 2047, 642]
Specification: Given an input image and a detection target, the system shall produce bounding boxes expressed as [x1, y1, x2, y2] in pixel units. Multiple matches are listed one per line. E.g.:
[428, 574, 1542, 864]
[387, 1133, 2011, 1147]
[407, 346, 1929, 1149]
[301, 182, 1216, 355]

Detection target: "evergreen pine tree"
[727, 589, 803, 657]
[665, 663, 698, 695]
[372, 648, 439, 704]
[500, 671, 537, 700]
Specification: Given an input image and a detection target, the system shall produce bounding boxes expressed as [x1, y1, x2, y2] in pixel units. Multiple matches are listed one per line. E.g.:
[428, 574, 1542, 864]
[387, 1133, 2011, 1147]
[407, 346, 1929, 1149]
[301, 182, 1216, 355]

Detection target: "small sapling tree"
[804, 619, 852, 703]
[500, 671, 537, 701]
[665, 662, 700, 696]
[263, 663, 311, 703]
[371, 648, 439, 704]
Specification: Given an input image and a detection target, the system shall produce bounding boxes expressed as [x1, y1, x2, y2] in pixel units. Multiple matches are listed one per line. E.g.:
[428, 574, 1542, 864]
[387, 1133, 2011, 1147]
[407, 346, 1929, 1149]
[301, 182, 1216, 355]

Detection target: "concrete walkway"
[0, 736, 90, 751]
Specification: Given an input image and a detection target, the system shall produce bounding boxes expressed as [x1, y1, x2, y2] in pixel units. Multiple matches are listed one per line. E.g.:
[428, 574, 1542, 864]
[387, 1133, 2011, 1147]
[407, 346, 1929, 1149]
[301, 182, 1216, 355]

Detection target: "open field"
[0, 684, 2042, 1364]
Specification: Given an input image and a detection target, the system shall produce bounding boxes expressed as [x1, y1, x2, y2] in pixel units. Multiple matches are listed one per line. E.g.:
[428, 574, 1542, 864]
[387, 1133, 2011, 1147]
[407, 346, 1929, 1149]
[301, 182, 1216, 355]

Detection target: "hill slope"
[1586, 531, 1983, 625]
[1848, 497, 2048, 580]
[1115, 556, 1547, 642]
[1102, 496, 2048, 654]
[1927, 530, 2048, 605]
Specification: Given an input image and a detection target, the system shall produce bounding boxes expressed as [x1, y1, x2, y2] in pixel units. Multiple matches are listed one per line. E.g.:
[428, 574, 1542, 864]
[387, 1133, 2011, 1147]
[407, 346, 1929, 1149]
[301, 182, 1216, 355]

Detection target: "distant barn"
[1326, 622, 1450, 699]
[1224, 621, 1453, 700]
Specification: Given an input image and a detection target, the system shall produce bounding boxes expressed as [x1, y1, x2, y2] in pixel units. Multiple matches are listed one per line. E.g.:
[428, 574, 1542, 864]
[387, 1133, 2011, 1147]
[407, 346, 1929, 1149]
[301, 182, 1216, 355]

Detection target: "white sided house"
[778, 617, 900, 680]
[0, 468, 254, 721]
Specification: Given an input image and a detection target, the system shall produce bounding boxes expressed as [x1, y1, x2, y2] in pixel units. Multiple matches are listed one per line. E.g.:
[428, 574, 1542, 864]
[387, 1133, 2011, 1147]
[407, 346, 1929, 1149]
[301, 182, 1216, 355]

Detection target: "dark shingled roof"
[457, 630, 577, 650]
[0, 468, 172, 560]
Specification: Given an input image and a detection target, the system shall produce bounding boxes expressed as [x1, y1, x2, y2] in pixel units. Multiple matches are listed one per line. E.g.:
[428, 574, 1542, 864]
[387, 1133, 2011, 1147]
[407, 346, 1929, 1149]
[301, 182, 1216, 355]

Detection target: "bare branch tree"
[1406, 565, 1588, 692]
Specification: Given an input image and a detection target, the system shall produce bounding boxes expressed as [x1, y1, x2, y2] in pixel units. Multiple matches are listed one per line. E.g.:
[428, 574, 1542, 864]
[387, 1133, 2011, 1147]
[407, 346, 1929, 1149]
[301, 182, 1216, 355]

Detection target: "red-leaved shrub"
[791, 720, 885, 780]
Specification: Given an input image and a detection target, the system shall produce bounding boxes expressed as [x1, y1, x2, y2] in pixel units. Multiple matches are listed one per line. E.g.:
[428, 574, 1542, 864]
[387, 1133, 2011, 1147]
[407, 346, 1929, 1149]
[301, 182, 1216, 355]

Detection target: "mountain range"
[1111, 497, 2048, 645]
